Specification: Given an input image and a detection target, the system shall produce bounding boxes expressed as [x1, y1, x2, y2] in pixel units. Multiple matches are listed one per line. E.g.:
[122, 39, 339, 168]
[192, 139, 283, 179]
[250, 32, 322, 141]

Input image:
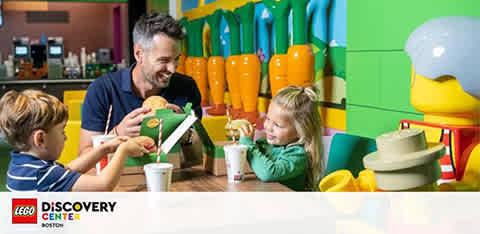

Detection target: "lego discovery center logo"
[12, 198, 117, 229]
[12, 199, 37, 224]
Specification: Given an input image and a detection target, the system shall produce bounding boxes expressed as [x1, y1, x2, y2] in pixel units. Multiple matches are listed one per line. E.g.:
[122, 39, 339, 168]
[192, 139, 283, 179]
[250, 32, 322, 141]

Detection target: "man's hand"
[115, 107, 154, 137]
[165, 103, 184, 114]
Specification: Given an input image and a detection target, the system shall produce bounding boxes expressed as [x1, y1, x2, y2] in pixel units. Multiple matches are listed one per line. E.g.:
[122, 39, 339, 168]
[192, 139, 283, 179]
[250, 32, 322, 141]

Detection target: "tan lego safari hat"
[363, 129, 445, 191]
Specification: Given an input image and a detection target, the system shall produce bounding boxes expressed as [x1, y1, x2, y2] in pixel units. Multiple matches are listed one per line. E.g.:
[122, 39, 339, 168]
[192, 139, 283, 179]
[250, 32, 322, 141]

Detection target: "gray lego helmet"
[405, 16, 480, 99]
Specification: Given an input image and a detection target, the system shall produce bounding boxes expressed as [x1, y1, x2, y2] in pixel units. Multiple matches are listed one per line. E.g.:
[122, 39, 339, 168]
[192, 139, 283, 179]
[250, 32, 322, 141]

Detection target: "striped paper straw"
[104, 105, 113, 135]
[226, 107, 235, 142]
[156, 119, 163, 163]
[98, 104, 112, 174]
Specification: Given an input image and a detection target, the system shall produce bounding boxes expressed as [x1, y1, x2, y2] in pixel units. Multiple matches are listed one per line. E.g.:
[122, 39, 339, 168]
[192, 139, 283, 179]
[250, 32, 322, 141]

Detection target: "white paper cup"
[144, 163, 173, 192]
[92, 134, 116, 175]
[224, 144, 248, 183]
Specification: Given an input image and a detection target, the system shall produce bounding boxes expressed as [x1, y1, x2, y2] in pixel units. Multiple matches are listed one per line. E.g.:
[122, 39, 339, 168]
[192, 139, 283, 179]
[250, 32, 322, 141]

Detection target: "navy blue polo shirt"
[81, 63, 202, 133]
[7, 152, 81, 192]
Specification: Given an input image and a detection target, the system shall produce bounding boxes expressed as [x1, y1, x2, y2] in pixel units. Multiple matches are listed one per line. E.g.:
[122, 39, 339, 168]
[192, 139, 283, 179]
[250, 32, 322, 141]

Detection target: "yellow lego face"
[410, 67, 480, 115]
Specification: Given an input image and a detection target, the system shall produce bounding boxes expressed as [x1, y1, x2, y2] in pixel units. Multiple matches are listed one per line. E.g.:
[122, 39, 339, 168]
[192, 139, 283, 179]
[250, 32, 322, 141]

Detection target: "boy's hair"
[272, 85, 324, 191]
[133, 12, 185, 50]
[0, 89, 68, 151]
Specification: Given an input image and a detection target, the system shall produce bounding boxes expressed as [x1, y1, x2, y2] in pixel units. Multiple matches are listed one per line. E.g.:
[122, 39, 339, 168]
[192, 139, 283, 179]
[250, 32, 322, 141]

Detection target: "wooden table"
[114, 167, 293, 192]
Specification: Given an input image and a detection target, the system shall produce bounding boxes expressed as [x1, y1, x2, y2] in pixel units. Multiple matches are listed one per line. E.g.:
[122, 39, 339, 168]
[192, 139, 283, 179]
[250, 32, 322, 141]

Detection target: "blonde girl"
[239, 85, 324, 191]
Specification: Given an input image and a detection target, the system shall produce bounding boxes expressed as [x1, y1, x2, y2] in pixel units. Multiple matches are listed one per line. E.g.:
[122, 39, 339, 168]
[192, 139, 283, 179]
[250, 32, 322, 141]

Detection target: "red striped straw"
[226, 107, 235, 142]
[104, 105, 113, 135]
[156, 119, 163, 163]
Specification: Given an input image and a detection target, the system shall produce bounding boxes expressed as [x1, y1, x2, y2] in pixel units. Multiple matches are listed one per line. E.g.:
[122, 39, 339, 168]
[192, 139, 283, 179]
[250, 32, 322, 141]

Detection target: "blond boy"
[0, 89, 156, 192]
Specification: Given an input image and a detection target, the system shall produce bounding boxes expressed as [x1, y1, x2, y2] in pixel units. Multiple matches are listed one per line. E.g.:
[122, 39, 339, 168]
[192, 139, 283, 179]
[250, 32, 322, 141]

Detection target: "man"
[79, 13, 202, 166]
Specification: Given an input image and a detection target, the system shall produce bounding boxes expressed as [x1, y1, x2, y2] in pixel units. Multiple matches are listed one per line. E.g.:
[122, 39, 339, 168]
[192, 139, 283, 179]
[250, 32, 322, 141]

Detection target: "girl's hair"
[272, 85, 324, 191]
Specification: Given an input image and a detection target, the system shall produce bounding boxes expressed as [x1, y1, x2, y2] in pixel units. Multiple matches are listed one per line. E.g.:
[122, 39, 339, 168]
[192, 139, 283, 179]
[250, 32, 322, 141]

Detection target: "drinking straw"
[97, 104, 112, 174]
[156, 119, 163, 163]
[104, 105, 113, 135]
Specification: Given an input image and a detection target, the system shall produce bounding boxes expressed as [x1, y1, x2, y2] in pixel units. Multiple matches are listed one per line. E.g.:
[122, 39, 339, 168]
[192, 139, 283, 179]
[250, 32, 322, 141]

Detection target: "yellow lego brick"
[63, 90, 86, 121]
[319, 106, 346, 131]
[58, 120, 81, 165]
[201, 116, 228, 142]
[224, 91, 231, 105]
[63, 90, 86, 103]
[67, 100, 83, 121]
[257, 97, 270, 114]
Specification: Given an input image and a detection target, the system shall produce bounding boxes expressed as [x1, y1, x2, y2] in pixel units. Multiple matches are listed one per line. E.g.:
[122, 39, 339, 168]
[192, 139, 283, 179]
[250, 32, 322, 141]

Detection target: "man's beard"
[143, 70, 170, 89]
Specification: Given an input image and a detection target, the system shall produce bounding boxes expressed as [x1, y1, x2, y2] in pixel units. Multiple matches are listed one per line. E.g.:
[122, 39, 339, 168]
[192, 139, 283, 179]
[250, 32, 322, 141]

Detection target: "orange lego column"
[206, 9, 227, 115]
[223, 10, 243, 118]
[288, 0, 314, 87]
[235, 2, 260, 124]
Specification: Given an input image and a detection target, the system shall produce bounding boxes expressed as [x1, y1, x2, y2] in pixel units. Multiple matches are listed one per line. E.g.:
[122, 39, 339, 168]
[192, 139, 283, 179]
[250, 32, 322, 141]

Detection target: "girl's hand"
[120, 136, 157, 157]
[102, 136, 129, 154]
[239, 123, 254, 139]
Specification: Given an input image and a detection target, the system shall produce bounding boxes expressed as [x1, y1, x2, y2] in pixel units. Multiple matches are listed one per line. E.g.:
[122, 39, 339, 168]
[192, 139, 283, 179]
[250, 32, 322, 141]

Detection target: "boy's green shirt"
[239, 137, 307, 191]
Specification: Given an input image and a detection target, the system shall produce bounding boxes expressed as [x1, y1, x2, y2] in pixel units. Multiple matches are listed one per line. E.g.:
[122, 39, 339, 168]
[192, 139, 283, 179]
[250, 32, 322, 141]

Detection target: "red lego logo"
[12, 199, 37, 224]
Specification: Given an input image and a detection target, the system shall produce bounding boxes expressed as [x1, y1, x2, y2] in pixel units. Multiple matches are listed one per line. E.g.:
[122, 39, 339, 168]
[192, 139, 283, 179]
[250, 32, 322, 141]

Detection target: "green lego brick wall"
[346, 0, 480, 138]
[347, 104, 422, 139]
[347, 51, 420, 114]
[348, 0, 480, 51]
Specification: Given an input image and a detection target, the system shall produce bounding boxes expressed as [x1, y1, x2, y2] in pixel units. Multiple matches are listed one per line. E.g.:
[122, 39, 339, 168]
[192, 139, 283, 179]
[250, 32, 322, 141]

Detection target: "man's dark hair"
[133, 12, 185, 49]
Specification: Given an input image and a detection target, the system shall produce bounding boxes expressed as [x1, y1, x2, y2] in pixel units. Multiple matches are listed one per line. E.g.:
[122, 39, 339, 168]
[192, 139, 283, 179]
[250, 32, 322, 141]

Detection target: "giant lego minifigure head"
[405, 16, 480, 125]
